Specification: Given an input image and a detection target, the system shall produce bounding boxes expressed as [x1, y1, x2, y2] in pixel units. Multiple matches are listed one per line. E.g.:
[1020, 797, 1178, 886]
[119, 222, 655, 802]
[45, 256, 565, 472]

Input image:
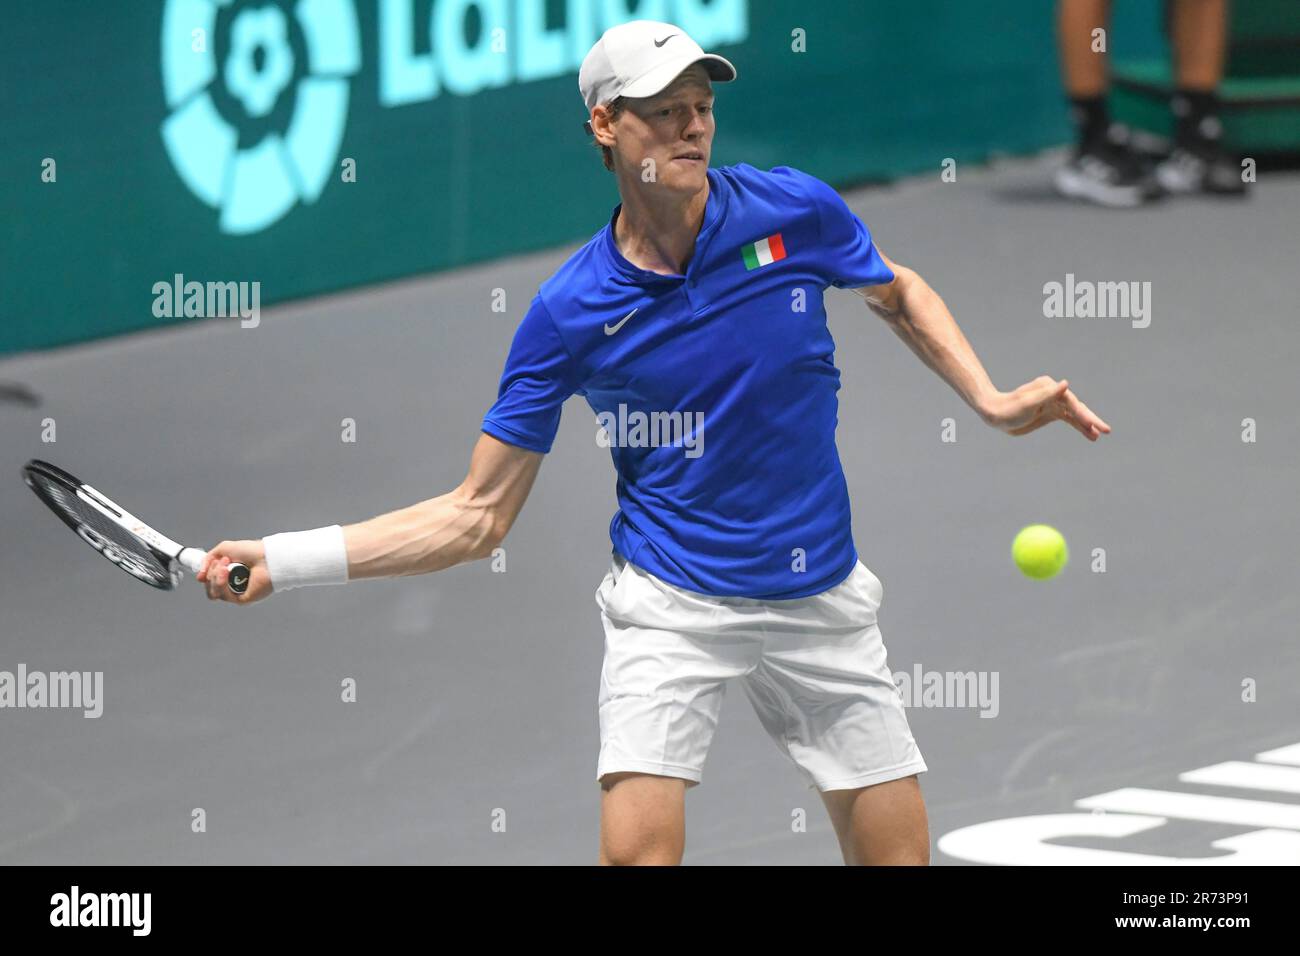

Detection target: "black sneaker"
[1055, 132, 1158, 208]
[1155, 138, 1249, 195]
[1106, 122, 1166, 199]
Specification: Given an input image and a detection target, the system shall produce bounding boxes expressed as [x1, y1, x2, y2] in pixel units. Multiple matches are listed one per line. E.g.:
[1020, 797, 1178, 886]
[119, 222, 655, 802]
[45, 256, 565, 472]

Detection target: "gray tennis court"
[1, 152, 1297, 865]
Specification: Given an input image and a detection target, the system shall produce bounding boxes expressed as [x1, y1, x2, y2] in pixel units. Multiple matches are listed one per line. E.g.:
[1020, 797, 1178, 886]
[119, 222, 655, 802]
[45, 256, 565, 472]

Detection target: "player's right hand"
[197, 539, 272, 605]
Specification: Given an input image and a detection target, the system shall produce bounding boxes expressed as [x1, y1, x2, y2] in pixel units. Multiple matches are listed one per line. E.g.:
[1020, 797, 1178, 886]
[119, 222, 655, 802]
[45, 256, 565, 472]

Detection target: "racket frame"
[23, 459, 248, 594]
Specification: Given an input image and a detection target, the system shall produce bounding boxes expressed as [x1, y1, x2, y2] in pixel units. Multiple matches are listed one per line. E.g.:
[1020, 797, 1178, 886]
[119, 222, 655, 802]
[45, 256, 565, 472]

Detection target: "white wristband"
[262, 525, 349, 591]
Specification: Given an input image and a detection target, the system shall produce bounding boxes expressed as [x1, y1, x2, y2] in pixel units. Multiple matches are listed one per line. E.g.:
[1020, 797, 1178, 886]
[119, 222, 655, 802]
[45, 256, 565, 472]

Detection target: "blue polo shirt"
[481, 163, 894, 599]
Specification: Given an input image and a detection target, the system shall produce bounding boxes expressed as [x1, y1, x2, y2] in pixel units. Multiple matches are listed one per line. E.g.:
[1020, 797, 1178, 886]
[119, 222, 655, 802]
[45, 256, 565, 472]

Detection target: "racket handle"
[179, 549, 250, 595]
[226, 563, 251, 594]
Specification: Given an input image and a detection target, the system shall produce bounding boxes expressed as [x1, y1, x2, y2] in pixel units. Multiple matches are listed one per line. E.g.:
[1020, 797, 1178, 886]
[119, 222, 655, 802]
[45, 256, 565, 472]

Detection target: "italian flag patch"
[741, 233, 787, 270]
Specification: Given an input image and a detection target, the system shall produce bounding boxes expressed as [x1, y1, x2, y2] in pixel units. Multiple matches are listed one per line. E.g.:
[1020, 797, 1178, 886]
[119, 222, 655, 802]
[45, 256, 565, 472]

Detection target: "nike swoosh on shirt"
[604, 308, 638, 335]
[653, 34, 677, 47]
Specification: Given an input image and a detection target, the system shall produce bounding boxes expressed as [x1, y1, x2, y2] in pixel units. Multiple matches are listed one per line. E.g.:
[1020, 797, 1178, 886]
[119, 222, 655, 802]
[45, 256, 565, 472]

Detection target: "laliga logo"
[160, 0, 748, 235]
[160, 0, 360, 235]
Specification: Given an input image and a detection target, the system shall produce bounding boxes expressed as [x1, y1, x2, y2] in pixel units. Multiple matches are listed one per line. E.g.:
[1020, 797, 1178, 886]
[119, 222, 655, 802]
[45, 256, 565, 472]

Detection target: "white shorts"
[594, 552, 927, 792]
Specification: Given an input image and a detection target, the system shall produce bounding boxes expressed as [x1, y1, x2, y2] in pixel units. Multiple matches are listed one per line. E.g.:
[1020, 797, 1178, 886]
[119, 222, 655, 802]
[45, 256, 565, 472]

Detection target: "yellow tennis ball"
[1012, 524, 1068, 580]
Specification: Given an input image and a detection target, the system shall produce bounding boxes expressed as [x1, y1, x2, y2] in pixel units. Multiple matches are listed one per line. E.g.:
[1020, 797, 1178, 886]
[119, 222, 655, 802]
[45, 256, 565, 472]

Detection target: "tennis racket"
[22, 459, 249, 594]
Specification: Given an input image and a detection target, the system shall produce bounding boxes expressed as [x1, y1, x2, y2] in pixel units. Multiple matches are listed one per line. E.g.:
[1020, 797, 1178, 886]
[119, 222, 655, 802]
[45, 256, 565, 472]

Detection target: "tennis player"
[199, 20, 1112, 866]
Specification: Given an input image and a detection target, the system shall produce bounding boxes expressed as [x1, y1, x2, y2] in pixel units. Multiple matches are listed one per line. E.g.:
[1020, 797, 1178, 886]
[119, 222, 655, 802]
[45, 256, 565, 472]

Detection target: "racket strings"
[29, 474, 172, 586]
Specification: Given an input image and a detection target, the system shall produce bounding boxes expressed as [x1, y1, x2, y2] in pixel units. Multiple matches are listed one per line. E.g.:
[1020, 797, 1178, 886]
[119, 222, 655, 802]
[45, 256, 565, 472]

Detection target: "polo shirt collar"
[601, 167, 728, 283]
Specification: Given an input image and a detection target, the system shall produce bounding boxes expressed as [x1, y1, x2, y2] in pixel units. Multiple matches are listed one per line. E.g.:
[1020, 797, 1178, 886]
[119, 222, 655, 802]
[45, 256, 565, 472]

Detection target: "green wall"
[2, 1, 1164, 355]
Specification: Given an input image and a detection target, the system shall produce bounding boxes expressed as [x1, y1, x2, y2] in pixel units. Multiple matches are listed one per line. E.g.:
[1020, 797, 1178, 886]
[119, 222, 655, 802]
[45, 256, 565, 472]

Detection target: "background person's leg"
[598, 771, 689, 865]
[1171, 0, 1227, 90]
[1055, 0, 1156, 205]
[820, 775, 930, 866]
[1157, 0, 1246, 194]
[1058, 0, 1112, 100]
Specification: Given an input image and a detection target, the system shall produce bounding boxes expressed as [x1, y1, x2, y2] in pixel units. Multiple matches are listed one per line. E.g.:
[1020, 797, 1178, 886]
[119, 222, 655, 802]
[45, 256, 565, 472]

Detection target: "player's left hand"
[981, 376, 1111, 441]
[197, 539, 272, 604]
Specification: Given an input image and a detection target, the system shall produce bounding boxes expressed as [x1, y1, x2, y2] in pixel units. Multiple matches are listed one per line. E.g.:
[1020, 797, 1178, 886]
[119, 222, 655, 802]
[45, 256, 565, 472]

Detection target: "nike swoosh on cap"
[604, 308, 638, 335]
[653, 34, 677, 47]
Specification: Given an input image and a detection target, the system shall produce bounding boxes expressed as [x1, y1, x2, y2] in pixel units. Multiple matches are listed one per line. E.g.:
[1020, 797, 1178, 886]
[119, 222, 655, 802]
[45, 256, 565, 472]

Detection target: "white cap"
[579, 19, 737, 114]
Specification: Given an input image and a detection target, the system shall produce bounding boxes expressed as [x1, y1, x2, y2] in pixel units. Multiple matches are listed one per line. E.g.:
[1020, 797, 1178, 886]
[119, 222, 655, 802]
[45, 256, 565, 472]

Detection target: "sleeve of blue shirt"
[480, 294, 579, 455]
[780, 166, 896, 290]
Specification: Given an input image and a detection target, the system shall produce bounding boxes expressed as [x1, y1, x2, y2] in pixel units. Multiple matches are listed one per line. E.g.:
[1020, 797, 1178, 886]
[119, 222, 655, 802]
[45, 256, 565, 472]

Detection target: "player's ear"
[588, 101, 621, 146]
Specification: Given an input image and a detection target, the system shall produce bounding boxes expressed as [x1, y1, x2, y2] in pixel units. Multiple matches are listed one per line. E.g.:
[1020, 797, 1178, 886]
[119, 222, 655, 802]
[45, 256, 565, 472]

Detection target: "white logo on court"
[938, 741, 1300, 865]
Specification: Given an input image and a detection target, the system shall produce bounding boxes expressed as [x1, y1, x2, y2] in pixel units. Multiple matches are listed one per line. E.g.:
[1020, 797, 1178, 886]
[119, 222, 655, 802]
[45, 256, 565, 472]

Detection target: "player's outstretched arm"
[344, 433, 543, 579]
[852, 251, 1111, 442]
[197, 433, 543, 604]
